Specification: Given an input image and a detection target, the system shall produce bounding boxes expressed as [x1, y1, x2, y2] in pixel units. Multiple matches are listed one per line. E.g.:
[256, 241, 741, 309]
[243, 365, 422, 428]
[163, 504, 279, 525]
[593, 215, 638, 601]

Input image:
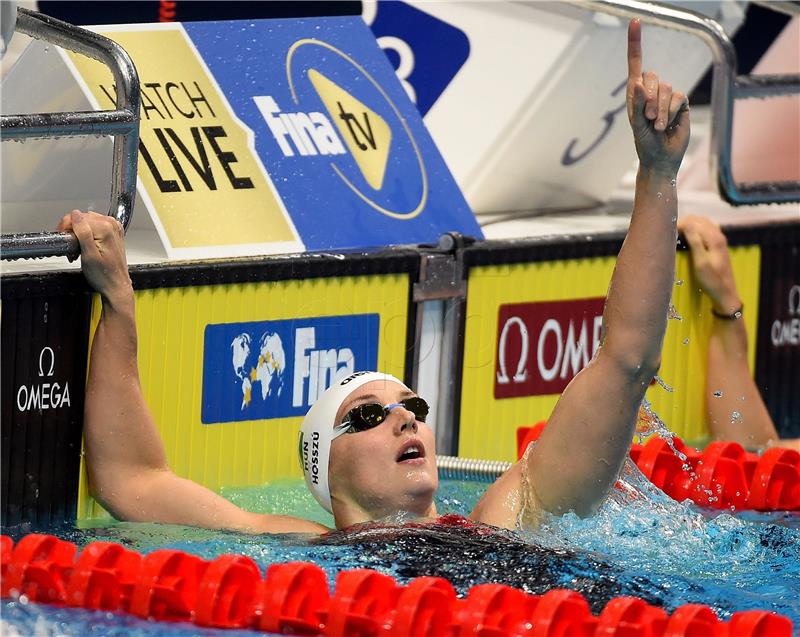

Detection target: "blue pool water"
[2, 461, 799, 636]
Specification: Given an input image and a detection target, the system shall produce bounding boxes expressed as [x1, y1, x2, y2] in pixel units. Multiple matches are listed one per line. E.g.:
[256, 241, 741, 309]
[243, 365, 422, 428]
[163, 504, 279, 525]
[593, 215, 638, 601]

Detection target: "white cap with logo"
[298, 371, 407, 513]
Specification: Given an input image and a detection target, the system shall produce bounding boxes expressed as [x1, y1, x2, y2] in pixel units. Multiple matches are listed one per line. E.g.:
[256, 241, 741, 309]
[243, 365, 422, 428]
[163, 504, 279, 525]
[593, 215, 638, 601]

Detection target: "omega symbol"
[38, 346, 55, 377]
[496, 316, 529, 385]
[788, 285, 800, 315]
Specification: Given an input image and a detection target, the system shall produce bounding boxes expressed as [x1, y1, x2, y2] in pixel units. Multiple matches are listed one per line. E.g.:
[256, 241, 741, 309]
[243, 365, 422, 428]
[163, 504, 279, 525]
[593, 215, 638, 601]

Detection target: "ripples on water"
[2, 467, 799, 636]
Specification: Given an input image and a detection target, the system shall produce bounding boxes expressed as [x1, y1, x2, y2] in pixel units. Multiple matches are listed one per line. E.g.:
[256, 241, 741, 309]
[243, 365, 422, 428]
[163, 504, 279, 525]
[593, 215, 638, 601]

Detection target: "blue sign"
[368, 1, 471, 117]
[184, 17, 481, 252]
[202, 314, 379, 424]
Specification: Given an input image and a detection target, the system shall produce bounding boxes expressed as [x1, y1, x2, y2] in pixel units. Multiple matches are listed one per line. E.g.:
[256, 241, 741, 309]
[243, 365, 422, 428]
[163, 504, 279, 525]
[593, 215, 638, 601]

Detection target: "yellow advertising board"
[459, 247, 761, 462]
[77, 272, 410, 522]
[65, 25, 301, 257]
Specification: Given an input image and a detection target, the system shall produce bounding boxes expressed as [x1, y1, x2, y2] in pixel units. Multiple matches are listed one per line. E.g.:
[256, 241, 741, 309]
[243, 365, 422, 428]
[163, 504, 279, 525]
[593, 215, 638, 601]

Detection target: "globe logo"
[230, 332, 286, 409]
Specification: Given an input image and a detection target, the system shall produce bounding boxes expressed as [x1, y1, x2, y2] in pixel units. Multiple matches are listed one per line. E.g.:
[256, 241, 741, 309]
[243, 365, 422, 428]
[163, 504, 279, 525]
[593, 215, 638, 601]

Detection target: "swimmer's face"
[328, 380, 438, 521]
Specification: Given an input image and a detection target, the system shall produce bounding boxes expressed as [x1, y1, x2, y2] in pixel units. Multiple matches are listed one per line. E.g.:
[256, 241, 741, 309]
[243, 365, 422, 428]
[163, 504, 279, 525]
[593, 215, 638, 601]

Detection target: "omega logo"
[771, 284, 800, 347]
[495, 298, 606, 399]
[16, 346, 72, 413]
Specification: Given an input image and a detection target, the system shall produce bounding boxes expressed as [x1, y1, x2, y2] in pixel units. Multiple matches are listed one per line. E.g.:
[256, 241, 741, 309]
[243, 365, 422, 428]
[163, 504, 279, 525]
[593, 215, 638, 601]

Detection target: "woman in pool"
[63, 20, 690, 534]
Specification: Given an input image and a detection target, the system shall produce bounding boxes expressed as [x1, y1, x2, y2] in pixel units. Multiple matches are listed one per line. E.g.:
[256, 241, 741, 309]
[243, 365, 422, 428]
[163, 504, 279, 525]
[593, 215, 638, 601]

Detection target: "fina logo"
[229, 327, 354, 411]
[202, 314, 378, 424]
[252, 39, 428, 219]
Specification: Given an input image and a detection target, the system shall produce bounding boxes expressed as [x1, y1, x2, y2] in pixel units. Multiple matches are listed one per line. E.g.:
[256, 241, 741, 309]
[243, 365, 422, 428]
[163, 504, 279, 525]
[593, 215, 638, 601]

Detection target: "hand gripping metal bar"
[566, 0, 800, 206]
[0, 7, 140, 260]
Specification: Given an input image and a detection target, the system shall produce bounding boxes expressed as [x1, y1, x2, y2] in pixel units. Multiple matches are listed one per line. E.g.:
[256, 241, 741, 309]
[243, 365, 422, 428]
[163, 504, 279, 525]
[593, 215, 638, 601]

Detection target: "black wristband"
[711, 304, 743, 320]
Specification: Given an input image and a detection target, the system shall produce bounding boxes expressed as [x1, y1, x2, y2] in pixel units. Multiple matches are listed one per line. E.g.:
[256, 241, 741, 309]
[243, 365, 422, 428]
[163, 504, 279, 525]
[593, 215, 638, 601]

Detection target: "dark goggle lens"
[402, 397, 429, 422]
[351, 403, 386, 430]
[345, 397, 429, 432]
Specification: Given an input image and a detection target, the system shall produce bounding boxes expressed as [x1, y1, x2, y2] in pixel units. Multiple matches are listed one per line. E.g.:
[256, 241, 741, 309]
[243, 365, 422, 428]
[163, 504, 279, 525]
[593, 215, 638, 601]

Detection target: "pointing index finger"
[627, 19, 642, 80]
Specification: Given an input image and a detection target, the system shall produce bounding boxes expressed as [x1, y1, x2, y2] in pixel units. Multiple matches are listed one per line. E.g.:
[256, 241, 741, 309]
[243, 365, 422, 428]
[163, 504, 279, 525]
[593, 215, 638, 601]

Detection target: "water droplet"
[682, 338, 690, 345]
[713, 391, 723, 398]
[657, 192, 663, 199]
[667, 304, 683, 321]
[670, 178, 676, 187]
[730, 411, 742, 424]
[675, 279, 683, 286]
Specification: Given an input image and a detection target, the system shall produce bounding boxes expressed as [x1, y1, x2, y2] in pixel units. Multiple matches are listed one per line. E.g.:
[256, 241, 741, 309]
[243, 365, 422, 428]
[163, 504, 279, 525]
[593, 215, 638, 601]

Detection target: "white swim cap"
[298, 371, 408, 513]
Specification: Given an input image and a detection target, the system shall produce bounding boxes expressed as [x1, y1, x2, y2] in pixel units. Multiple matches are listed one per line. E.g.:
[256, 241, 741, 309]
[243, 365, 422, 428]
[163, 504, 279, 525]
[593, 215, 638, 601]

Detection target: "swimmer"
[679, 214, 800, 452]
[62, 20, 691, 533]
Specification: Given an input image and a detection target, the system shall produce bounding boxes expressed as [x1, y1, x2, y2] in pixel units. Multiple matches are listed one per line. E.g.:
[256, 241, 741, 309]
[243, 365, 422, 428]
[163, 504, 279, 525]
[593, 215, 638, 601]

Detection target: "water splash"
[668, 304, 683, 321]
[533, 460, 800, 622]
[637, 399, 684, 460]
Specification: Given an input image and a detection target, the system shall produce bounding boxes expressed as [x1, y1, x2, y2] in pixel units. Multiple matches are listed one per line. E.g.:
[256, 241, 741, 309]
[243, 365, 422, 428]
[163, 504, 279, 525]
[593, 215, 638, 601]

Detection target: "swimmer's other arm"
[471, 20, 690, 527]
[679, 215, 800, 452]
[64, 211, 329, 535]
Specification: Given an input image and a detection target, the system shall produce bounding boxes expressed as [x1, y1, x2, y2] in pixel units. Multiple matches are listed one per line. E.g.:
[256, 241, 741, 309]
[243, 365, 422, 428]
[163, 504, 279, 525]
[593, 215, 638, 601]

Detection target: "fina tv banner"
[201, 314, 379, 424]
[66, 18, 479, 255]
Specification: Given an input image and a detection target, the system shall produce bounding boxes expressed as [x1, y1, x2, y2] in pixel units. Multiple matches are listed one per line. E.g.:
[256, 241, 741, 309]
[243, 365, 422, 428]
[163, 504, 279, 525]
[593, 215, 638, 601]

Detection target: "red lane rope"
[518, 425, 800, 512]
[0, 532, 793, 636]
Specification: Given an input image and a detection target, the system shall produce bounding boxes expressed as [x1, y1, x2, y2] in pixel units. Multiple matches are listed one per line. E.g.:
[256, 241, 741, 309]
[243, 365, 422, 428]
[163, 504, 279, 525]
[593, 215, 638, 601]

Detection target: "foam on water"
[531, 460, 800, 620]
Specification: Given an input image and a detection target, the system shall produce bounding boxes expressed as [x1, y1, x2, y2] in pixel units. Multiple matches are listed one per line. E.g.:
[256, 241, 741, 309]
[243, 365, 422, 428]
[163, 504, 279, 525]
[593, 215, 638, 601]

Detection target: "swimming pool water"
[2, 461, 799, 636]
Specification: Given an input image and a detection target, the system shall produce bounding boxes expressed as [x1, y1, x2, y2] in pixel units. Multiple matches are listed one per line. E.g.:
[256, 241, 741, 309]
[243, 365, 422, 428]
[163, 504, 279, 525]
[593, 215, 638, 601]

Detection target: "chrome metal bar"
[566, 0, 800, 205]
[1, 112, 138, 138]
[0, 7, 140, 260]
[0, 232, 80, 260]
[735, 73, 800, 99]
[436, 455, 512, 482]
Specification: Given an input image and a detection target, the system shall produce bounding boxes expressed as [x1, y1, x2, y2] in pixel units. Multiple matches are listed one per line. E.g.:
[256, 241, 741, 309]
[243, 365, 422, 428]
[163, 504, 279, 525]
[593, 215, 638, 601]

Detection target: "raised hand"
[678, 215, 742, 315]
[57, 210, 132, 309]
[626, 19, 690, 174]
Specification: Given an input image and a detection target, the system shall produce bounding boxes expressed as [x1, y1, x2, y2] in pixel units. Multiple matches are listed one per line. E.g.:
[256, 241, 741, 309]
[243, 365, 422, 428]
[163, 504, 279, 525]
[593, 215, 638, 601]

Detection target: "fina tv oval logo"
[254, 38, 428, 220]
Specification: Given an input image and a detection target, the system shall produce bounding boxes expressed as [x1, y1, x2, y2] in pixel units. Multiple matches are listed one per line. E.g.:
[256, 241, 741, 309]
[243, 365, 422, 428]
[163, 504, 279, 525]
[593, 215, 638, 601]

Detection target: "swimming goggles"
[332, 397, 429, 438]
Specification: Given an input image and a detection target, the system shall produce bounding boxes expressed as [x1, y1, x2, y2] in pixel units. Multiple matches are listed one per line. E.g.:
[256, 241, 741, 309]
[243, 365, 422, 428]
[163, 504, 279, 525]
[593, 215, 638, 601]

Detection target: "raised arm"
[471, 20, 691, 527]
[64, 211, 328, 534]
[528, 21, 690, 516]
[531, 21, 691, 516]
[679, 215, 799, 451]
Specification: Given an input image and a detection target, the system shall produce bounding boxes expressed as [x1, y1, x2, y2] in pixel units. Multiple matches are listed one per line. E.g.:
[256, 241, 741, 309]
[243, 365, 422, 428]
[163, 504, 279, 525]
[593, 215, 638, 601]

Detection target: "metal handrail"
[436, 455, 512, 482]
[0, 7, 140, 260]
[566, 0, 800, 206]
